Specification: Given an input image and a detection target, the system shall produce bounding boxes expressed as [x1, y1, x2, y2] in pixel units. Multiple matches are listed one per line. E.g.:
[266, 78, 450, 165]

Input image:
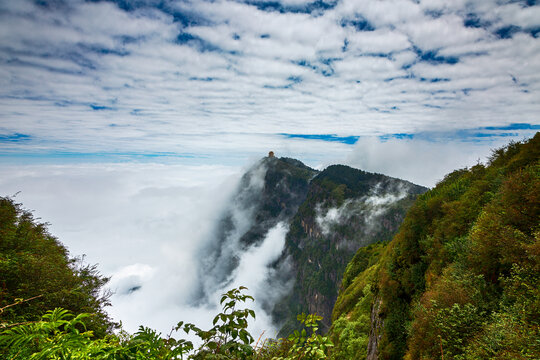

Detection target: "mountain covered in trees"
[197, 155, 427, 336]
[330, 133, 539, 359]
[1, 134, 538, 359]
[270, 163, 426, 335]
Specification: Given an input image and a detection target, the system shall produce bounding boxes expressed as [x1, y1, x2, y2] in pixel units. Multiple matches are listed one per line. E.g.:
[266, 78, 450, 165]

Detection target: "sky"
[1, 0, 539, 338]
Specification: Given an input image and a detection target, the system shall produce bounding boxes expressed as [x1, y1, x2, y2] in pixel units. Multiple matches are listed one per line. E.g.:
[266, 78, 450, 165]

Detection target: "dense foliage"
[0, 197, 116, 338]
[330, 133, 540, 359]
[0, 287, 334, 360]
[329, 242, 383, 359]
[275, 165, 426, 336]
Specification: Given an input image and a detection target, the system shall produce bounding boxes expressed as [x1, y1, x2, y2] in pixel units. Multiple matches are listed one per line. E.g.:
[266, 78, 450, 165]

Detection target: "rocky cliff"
[196, 156, 427, 336]
[273, 164, 427, 335]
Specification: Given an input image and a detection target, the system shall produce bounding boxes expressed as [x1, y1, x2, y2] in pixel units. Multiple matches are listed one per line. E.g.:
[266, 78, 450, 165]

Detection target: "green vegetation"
[330, 133, 539, 359]
[274, 313, 333, 360]
[1, 287, 333, 359]
[2, 134, 538, 359]
[184, 286, 255, 359]
[0, 196, 116, 338]
[329, 243, 383, 360]
[276, 164, 426, 336]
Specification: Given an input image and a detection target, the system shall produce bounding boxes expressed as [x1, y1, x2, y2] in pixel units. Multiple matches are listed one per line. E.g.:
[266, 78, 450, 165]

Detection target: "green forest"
[330, 133, 539, 359]
[1, 134, 538, 359]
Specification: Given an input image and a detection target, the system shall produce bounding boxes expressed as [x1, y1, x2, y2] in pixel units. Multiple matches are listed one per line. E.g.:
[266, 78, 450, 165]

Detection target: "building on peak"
[268, 151, 275, 158]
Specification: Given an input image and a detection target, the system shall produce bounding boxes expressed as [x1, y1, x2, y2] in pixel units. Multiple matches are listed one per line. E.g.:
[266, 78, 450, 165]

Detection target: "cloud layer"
[0, 162, 242, 333]
[1, 0, 539, 158]
[0, 160, 288, 339]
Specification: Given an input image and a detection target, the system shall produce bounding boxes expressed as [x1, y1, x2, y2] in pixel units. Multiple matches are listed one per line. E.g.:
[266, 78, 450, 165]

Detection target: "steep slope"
[0, 197, 116, 338]
[196, 156, 318, 300]
[330, 133, 540, 360]
[194, 156, 427, 337]
[273, 165, 427, 335]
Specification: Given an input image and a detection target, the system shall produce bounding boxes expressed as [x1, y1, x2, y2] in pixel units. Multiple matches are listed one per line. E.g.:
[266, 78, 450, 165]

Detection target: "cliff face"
[196, 156, 427, 336]
[273, 164, 427, 335]
[367, 296, 383, 360]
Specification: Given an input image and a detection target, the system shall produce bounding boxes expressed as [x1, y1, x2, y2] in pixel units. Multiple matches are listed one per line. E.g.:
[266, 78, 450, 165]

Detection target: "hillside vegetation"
[1, 134, 538, 359]
[0, 197, 116, 338]
[275, 165, 426, 335]
[330, 133, 539, 359]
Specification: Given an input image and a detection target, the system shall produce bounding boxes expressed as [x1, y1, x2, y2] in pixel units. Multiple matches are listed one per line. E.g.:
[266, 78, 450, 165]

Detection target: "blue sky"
[0, 0, 539, 165]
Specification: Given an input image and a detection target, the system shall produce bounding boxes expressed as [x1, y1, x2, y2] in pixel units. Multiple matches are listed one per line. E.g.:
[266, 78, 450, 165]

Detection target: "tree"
[0, 196, 116, 338]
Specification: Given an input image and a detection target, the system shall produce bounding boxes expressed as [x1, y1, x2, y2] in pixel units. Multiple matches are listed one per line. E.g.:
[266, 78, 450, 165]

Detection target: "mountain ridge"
[195, 155, 428, 335]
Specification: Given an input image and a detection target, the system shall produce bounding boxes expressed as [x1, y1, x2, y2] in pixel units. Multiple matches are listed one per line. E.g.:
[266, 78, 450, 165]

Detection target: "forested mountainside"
[273, 164, 427, 335]
[330, 133, 540, 360]
[197, 155, 426, 336]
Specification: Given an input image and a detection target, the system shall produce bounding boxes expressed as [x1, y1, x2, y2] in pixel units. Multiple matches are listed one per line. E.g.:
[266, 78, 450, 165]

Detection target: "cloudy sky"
[1, 0, 539, 164]
[1, 0, 539, 337]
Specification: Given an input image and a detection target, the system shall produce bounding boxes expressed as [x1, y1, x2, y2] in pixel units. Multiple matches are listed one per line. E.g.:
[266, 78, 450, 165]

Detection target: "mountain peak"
[197, 155, 428, 336]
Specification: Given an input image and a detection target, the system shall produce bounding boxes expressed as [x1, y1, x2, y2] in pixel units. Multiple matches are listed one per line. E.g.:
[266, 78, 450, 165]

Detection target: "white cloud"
[345, 136, 521, 188]
[334, 55, 404, 82]
[482, 2, 540, 30]
[403, 14, 485, 51]
[0, 162, 242, 333]
[336, 0, 425, 27]
[225, 222, 291, 339]
[346, 28, 411, 54]
[108, 263, 156, 296]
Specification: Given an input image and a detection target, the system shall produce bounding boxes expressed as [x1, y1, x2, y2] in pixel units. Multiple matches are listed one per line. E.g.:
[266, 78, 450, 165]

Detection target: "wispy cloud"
[0, 0, 538, 160]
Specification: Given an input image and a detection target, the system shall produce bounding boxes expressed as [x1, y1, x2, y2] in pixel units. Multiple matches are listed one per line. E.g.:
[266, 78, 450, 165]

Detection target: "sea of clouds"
[0, 161, 294, 341]
[0, 133, 529, 341]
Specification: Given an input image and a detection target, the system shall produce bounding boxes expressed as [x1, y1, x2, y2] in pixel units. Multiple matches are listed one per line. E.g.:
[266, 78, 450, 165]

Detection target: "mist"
[195, 162, 268, 298]
[0, 163, 243, 335]
[315, 181, 412, 241]
[208, 222, 291, 339]
[0, 159, 294, 341]
[193, 160, 294, 339]
[345, 137, 511, 187]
